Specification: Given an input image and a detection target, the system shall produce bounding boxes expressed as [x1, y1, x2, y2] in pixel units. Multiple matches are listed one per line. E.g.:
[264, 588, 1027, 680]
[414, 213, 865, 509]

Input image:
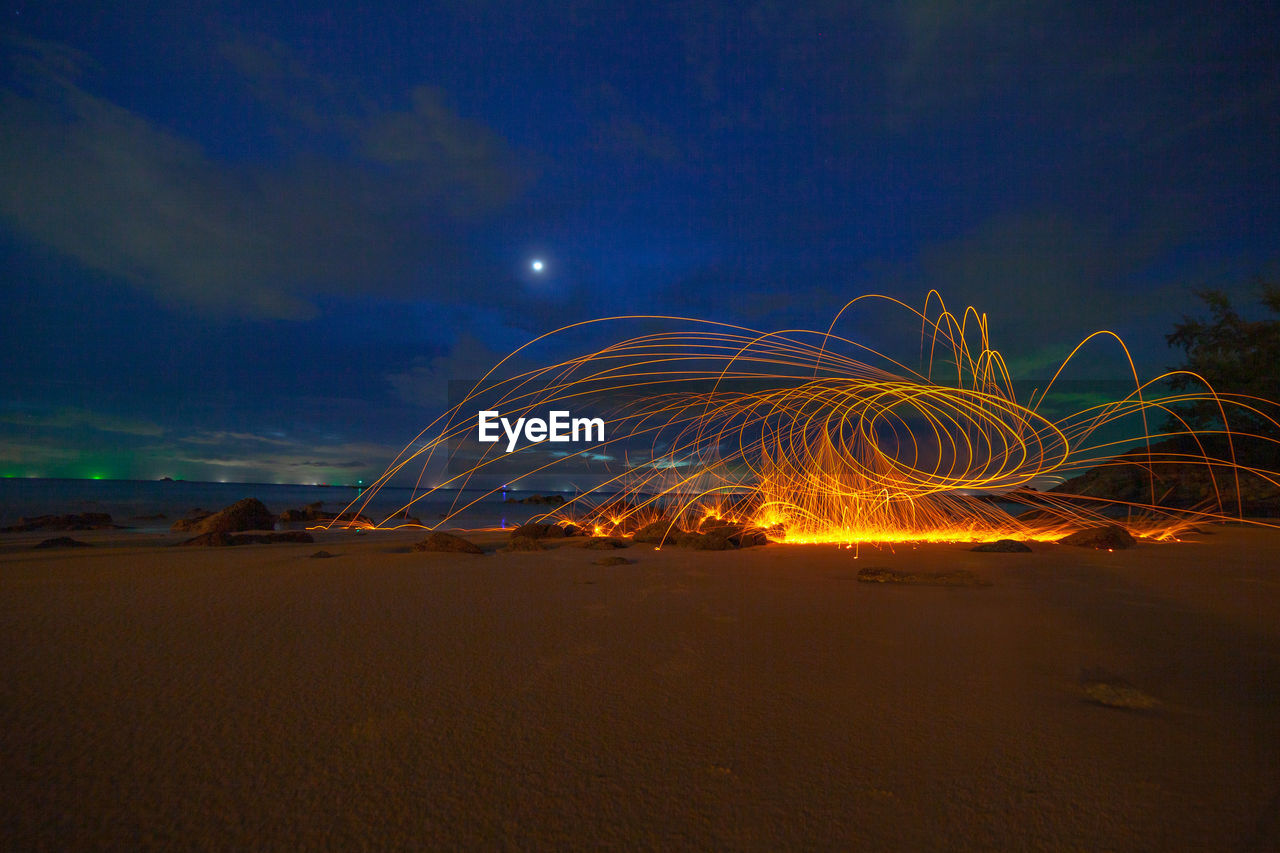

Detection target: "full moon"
[531, 259, 545, 272]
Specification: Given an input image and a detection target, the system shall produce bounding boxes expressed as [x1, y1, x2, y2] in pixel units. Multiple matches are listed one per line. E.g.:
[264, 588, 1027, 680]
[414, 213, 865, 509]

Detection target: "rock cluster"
[510, 522, 580, 538]
[1051, 441, 1280, 516]
[632, 518, 771, 549]
[172, 498, 276, 535]
[277, 501, 375, 525]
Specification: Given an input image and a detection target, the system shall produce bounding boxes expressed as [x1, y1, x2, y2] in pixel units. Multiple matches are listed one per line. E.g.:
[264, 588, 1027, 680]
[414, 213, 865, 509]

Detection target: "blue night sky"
[1, 1, 1277, 483]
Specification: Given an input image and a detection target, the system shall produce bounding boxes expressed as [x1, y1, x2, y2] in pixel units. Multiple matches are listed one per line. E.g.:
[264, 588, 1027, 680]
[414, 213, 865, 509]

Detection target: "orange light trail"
[327, 293, 1280, 544]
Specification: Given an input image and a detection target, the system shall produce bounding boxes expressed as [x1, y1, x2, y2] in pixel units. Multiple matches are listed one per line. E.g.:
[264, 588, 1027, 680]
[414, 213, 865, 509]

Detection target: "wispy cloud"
[0, 32, 530, 320]
[905, 211, 1189, 373]
[180, 430, 297, 447]
[0, 438, 81, 467]
[169, 438, 393, 477]
[387, 333, 536, 411]
[0, 405, 164, 437]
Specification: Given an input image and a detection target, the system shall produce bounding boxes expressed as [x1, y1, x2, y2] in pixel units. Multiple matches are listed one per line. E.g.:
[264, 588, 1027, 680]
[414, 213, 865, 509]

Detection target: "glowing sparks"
[332, 293, 1280, 544]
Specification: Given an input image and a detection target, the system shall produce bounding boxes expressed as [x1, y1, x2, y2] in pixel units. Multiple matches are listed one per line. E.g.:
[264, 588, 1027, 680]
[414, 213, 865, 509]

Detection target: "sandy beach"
[2, 526, 1279, 850]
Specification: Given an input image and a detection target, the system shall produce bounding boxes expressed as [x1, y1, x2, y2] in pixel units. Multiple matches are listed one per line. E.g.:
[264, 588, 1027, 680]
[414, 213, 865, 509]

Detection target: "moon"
[531, 259, 544, 273]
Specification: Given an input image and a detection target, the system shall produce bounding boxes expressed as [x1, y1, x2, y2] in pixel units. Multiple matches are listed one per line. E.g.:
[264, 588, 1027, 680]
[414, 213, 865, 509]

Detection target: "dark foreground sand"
[2, 526, 1279, 850]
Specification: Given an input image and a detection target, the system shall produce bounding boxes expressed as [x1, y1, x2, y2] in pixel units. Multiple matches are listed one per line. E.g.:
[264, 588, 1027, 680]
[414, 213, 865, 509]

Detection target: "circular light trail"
[332, 293, 1280, 544]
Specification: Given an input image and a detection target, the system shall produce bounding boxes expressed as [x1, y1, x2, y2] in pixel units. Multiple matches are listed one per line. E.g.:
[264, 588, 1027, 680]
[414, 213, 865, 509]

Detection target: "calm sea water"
[0, 479, 568, 532]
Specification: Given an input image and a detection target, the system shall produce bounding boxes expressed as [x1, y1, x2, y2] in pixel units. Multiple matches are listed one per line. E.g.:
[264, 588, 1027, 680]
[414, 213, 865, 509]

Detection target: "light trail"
[327, 293, 1280, 544]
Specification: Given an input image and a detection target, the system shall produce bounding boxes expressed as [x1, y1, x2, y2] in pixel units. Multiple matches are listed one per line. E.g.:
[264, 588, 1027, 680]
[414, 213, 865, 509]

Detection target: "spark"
[330, 293, 1280, 544]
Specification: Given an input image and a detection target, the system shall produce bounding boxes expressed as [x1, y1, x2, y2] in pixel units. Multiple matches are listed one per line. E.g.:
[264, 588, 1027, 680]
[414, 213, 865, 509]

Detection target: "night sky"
[2, 1, 1278, 484]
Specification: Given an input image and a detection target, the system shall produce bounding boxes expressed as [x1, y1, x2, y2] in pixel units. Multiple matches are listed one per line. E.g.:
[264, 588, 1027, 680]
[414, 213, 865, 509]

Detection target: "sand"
[2, 526, 1279, 849]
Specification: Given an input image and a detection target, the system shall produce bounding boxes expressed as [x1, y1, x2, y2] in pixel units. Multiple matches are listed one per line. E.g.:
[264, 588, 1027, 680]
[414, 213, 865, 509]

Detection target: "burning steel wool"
[330, 293, 1280, 544]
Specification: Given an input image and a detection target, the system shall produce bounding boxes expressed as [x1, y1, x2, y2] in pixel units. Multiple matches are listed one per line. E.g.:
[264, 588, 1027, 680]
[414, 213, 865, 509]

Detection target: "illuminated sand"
[3, 528, 1279, 848]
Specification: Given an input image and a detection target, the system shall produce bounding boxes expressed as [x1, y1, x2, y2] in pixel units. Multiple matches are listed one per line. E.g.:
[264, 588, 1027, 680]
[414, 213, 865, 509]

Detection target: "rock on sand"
[971, 539, 1033, 552]
[413, 532, 484, 554]
[175, 499, 276, 535]
[1058, 524, 1137, 549]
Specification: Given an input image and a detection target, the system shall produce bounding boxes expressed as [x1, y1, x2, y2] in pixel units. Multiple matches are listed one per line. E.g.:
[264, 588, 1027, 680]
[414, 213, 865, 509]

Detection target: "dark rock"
[506, 494, 566, 506]
[632, 520, 683, 545]
[309, 550, 335, 559]
[696, 521, 771, 548]
[186, 498, 276, 535]
[593, 555, 633, 566]
[328, 511, 374, 525]
[971, 539, 1033, 553]
[3, 512, 116, 532]
[1058, 524, 1137, 550]
[34, 536, 93, 549]
[698, 521, 742, 539]
[581, 537, 628, 550]
[382, 509, 423, 525]
[856, 567, 991, 587]
[278, 504, 373, 525]
[413, 532, 484, 554]
[503, 535, 545, 552]
[510, 522, 578, 539]
[514, 521, 578, 538]
[180, 531, 314, 547]
[170, 509, 213, 532]
[729, 527, 770, 548]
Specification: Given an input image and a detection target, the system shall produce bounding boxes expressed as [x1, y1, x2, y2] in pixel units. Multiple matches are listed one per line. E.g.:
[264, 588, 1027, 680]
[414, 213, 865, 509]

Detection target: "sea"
[0, 479, 567, 532]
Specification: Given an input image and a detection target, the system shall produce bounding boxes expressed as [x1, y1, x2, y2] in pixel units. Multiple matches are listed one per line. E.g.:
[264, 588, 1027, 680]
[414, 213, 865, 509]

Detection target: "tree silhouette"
[1165, 281, 1280, 463]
